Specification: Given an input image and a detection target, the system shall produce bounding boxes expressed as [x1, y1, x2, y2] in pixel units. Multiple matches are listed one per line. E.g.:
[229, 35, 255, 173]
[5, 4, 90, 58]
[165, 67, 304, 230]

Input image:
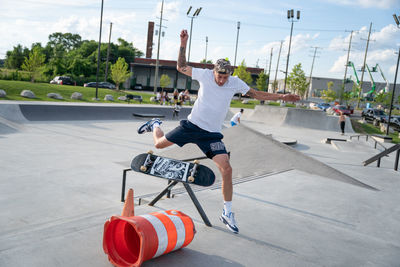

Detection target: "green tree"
[117, 38, 143, 63]
[232, 60, 252, 85]
[256, 72, 268, 91]
[110, 57, 130, 90]
[321, 88, 337, 103]
[48, 32, 82, 52]
[287, 63, 309, 98]
[21, 47, 46, 82]
[374, 92, 392, 108]
[342, 91, 352, 105]
[5, 44, 30, 69]
[200, 59, 213, 64]
[47, 43, 67, 76]
[159, 74, 171, 90]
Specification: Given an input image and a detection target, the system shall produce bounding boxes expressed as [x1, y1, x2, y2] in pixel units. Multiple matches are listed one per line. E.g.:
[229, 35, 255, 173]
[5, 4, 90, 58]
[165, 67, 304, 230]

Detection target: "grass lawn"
[0, 80, 156, 104]
[351, 118, 399, 144]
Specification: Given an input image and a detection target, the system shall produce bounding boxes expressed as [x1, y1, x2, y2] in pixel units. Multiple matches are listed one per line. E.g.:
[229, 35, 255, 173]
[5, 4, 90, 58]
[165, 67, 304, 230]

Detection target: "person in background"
[230, 109, 244, 126]
[339, 111, 346, 135]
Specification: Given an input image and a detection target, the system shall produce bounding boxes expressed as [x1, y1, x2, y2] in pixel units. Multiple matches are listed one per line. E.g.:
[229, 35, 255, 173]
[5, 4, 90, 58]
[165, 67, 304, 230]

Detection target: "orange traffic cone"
[121, 189, 134, 217]
[103, 188, 196, 267]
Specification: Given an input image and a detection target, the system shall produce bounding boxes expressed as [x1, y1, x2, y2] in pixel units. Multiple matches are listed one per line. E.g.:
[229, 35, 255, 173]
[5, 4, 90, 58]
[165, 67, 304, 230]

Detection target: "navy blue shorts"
[165, 120, 227, 159]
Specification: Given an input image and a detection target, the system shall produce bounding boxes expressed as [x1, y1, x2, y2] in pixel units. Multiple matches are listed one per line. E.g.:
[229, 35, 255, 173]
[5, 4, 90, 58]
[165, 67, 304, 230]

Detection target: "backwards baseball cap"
[214, 58, 232, 74]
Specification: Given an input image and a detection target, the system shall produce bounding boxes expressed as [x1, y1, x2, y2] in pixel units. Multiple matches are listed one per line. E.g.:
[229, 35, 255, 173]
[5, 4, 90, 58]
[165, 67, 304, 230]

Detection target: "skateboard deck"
[131, 152, 215, 187]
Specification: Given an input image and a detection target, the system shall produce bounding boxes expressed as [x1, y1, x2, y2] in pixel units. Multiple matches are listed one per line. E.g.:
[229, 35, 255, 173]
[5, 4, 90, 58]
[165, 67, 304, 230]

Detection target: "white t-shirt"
[188, 68, 250, 132]
[231, 112, 242, 124]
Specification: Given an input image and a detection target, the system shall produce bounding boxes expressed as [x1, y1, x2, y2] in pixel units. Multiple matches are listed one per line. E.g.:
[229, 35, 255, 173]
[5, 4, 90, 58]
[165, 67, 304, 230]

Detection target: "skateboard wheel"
[140, 166, 147, 172]
[147, 150, 154, 154]
[193, 160, 199, 164]
[188, 176, 195, 182]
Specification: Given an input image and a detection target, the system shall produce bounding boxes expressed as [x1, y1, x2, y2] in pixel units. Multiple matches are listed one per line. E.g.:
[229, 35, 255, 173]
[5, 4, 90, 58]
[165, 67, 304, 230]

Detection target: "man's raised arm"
[245, 88, 301, 102]
[176, 29, 192, 77]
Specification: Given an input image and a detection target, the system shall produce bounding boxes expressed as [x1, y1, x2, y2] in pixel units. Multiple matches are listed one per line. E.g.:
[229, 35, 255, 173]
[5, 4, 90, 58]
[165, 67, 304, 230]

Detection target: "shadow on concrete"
[146, 247, 245, 267]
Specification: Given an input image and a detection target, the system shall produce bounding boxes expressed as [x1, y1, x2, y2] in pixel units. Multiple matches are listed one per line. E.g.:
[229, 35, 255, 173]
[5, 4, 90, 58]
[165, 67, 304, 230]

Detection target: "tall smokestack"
[146, 21, 154, 58]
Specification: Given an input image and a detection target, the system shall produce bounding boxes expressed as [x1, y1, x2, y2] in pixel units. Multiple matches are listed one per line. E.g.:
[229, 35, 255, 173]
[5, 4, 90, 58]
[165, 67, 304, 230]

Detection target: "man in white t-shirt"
[137, 29, 300, 234]
[230, 109, 244, 126]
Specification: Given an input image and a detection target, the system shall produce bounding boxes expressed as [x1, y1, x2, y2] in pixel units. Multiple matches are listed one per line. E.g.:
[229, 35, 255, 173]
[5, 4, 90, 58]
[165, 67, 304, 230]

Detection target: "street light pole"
[153, 0, 164, 94]
[386, 14, 400, 136]
[284, 9, 300, 94]
[187, 6, 202, 63]
[95, 0, 104, 100]
[234, 21, 240, 67]
[105, 22, 112, 82]
[186, 6, 202, 90]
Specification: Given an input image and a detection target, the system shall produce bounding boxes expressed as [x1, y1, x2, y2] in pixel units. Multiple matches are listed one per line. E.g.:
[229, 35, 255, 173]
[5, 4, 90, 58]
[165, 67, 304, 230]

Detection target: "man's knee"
[213, 154, 232, 174]
[154, 136, 173, 149]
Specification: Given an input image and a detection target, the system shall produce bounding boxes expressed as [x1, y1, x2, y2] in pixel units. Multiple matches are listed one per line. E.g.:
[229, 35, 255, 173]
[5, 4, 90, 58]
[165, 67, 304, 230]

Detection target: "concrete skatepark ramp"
[160, 124, 375, 190]
[241, 105, 354, 133]
[0, 102, 192, 133]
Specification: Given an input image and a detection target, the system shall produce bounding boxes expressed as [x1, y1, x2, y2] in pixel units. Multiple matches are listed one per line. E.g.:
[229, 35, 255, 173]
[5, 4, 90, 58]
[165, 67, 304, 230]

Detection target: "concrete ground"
[0, 101, 399, 267]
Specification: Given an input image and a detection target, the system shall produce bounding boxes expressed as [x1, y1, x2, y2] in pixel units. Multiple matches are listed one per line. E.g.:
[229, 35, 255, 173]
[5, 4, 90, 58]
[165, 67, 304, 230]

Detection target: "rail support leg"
[148, 180, 179, 206]
[121, 168, 132, 202]
[183, 183, 212, 227]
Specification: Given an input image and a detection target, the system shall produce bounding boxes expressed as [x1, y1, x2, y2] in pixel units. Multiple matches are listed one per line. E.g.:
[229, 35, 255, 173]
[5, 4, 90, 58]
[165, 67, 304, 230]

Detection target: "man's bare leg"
[213, 153, 238, 233]
[153, 126, 174, 149]
[212, 153, 233, 201]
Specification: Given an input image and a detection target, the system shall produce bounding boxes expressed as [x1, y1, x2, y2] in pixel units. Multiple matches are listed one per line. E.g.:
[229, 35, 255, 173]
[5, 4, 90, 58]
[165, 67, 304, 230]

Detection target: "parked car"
[84, 82, 116, 89]
[332, 105, 351, 116]
[317, 103, 331, 111]
[50, 76, 75, 85]
[100, 82, 116, 89]
[133, 84, 143, 90]
[361, 108, 388, 126]
[388, 116, 400, 131]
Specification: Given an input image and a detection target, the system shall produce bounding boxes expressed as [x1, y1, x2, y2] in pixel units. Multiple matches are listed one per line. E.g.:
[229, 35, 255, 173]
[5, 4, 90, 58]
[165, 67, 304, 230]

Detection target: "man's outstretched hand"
[282, 94, 301, 102]
[180, 29, 188, 45]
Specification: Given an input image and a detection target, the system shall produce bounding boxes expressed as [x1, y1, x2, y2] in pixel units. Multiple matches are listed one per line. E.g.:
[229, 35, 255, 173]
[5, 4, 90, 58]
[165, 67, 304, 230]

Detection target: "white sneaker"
[137, 118, 162, 134]
[220, 210, 239, 234]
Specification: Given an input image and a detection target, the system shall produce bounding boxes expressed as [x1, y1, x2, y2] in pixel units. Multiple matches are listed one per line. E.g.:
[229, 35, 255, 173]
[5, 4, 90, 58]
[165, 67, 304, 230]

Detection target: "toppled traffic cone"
[103, 188, 196, 267]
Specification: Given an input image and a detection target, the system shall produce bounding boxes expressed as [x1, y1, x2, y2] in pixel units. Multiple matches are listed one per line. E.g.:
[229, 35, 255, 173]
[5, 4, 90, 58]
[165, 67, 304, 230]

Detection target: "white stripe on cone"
[139, 214, 168, 258]
[139, 212, 188, 258]
[161, 211, 186, 251]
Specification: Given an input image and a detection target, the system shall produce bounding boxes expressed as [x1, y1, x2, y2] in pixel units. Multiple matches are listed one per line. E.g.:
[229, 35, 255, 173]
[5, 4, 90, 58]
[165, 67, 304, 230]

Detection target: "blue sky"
[1, 0, 399, 84]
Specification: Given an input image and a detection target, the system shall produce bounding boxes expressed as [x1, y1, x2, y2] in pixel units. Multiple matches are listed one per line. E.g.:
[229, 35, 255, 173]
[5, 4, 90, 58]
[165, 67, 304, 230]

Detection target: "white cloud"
[154, 1, 181, 21]
[284, 33, 319, 53]
[326, 0, 400, 9]
[371, 24, 400, 49]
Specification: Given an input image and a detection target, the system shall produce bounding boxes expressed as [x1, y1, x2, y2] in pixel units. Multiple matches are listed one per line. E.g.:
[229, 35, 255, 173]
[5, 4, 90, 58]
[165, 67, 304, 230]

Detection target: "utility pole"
[357, 22, 372, 108]
[307, 46, 320, 99]
[284, 9, 300, 94]
[105, 22, 113, 82]
[267, 47, 273, 91]
[234, 21, 241, 67]
[341, 30, 354, 103]
[95, 0, 104, 100]
[205, 36, 208, 62]
[273, 41, 283, 93]
[153, 0, 164, 94]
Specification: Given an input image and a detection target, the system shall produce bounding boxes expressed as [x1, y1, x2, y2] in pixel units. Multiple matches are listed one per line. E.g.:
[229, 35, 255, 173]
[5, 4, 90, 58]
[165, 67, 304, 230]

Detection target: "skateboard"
[131, 151, 215, 187]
